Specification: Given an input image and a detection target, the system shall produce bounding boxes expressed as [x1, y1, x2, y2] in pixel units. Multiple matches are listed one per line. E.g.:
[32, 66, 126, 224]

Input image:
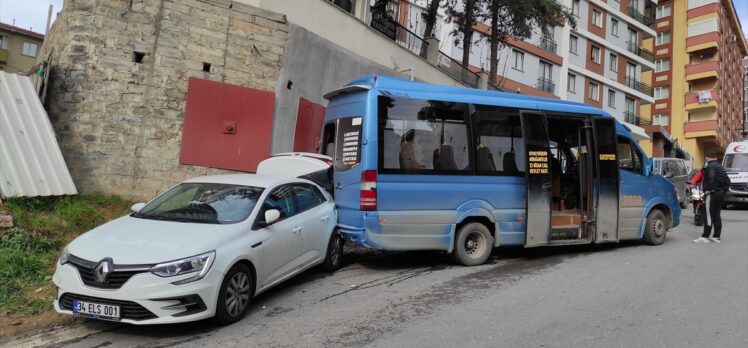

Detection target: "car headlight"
[59, 247, 70, 265]
[150, 251, 215, 284]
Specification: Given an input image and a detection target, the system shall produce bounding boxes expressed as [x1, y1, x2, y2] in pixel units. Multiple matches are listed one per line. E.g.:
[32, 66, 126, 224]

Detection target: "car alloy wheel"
[225, 272, 250, 317]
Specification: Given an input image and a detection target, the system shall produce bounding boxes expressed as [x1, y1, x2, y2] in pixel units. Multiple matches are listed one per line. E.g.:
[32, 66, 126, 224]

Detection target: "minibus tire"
[643, 209, 667, 245]
[214, 263, 255, 326]
[452, 223, 493, 266]
[321, 231, 344, 272]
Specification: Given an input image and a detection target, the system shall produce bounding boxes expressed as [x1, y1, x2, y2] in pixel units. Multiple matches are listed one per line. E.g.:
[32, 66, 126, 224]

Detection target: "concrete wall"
[270, 24, 398, 153]
[241, 0, 462, 86]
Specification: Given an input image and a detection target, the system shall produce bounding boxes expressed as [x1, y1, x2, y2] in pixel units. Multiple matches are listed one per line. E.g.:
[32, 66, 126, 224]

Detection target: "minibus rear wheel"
[643, 209, 667, 245]
[452, 223, 493, 266]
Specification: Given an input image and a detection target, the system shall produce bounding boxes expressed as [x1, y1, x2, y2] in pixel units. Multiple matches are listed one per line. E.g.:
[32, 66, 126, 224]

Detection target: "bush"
[0, 228, 60, 313]
[0, 194, 132, 315]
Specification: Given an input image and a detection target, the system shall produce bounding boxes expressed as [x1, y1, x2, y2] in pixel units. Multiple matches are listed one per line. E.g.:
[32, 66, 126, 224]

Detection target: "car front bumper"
[724, 191, 748, 205]
[52, 262, 225, 325]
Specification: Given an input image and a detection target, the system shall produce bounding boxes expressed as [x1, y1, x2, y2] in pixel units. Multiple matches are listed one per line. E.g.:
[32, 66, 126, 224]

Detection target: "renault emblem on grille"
[94, 258, 113, 284]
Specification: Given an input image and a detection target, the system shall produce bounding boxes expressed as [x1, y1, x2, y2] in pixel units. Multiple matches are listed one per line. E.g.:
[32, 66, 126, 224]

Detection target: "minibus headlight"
[150, 251, 215, 284]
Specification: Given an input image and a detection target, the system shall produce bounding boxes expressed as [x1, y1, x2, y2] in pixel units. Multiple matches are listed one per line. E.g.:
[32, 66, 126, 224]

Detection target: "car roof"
[183, 174, 304, 188]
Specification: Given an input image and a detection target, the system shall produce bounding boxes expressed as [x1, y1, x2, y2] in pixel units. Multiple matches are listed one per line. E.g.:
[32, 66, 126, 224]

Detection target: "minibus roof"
[326, 75, 606, 115]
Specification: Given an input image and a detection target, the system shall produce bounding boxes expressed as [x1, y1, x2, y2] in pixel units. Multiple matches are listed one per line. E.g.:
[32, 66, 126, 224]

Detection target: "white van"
[723, 139, 748, 205]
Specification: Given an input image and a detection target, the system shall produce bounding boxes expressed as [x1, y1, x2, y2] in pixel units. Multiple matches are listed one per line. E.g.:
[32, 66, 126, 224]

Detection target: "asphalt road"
[6, 208, 747, 348]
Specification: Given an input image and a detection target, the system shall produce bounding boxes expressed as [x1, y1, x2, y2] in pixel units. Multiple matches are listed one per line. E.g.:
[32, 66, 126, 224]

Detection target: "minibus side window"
[617, 137, 643, 175]
[334, 117, 362, 171]
[378, 96, 471, 174]
[472, 105, 525, 176]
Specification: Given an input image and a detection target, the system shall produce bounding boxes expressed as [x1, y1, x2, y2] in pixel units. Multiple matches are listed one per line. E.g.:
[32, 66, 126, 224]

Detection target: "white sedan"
[52, 154, 342, 325]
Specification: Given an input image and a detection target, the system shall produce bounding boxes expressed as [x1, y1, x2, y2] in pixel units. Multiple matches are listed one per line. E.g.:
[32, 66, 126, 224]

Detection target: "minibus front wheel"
[452, 223, 494, 266]
[643, 209, 667, 245]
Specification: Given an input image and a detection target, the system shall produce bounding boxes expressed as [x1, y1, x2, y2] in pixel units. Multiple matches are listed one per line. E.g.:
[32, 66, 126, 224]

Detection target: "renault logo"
[93, 258, 113, 284]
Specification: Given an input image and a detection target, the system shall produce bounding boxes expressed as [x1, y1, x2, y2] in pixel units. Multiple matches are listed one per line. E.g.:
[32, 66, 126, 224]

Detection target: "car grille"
[68, 254, 151, 290]
[730, 183, 748, 192]
[59, 293, 157, 321]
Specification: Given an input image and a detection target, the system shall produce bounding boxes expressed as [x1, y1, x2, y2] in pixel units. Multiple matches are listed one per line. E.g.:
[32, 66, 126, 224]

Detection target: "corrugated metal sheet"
[0, 71, 77, 198]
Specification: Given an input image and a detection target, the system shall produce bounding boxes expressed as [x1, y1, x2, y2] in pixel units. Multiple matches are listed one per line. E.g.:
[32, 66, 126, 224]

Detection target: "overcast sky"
[0, 0, 64, 34]
[0, 0, 746, 40]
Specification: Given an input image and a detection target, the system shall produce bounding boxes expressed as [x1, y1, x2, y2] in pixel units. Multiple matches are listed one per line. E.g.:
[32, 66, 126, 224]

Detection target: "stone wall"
[39, 0, 289, 200]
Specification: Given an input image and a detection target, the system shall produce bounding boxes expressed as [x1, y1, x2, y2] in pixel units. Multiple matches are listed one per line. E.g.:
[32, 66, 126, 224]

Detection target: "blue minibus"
[320, 75, 680, 266]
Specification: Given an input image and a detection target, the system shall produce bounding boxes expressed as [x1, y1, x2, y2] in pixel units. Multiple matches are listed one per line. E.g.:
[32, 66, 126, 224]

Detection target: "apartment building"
[449, 0, 658, 140]
[0, 22, 44, 73]
[743, 56, 747, 136]
[649, 0, 747, 164]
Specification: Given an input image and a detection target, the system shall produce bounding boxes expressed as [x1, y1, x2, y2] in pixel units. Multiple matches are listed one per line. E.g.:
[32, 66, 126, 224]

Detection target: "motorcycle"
[691, 185, 704, 226]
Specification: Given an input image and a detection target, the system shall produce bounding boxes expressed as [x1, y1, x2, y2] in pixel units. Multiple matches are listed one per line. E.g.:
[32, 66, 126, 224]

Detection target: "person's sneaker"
[692, 237, 712, 244]
[710, 238, 721, 243]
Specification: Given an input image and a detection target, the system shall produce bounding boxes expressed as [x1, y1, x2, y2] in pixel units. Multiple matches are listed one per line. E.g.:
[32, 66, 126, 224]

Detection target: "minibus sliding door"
[592, 118, 620, 242]
[520, 111, 552, 247]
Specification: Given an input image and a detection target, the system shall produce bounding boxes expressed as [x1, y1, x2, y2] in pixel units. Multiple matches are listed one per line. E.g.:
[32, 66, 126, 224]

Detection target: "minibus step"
[550, 226, 581, 240]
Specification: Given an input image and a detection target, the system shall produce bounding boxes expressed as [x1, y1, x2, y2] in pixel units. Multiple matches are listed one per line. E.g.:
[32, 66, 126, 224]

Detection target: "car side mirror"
[131, 203, 146, 213]
[263, 209, 281, 226]
[664, 171, 674, 178]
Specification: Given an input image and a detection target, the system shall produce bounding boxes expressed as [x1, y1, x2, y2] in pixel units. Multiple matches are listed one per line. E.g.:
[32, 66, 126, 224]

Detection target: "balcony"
[625, 77, 653, 96]
[628, 6, 655, 27]
[685, 61, 719, 81]
[626, 41, 654, 62]
[536, 78, 555, 94]
[684, 119, 718, 138]
[370, 8, 428, 58]
[685, 90, 718, 110]
[624, 112, 652, 127]
[537, 37, 557, 55]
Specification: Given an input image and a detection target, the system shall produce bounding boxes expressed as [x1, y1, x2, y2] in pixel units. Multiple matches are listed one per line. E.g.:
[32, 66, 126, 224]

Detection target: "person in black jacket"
[693, 151, 731, 244]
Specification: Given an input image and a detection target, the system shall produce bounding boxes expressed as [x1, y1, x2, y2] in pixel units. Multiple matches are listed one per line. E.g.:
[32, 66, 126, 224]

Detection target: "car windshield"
[133, 183, 264, 224]
[723, 154, 748, 172]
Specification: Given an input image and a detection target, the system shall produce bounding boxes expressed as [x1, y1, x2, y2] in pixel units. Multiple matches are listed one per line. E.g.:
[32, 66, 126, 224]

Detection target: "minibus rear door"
[521, 111, 552, 247]
[592, 118, 620, 243]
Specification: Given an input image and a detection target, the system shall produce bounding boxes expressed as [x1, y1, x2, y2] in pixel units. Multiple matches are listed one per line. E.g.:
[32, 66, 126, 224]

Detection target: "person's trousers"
[702, 190, 724, 238]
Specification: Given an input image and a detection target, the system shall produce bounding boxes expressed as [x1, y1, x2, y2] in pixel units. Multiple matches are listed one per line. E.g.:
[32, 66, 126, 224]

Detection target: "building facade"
[0, 22, 44, 73]
[743, 55, 748, 136]
[448, 0, 657, 141]
[647, 0, 747, 165]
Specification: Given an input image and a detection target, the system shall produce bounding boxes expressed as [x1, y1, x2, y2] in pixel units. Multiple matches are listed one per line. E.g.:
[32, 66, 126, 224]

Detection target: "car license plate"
[72, 299, 120, 321]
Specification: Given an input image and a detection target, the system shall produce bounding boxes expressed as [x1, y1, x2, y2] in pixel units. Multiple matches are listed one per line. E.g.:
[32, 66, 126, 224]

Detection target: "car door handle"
[321, 215, 329, 222]
[335, 182, 342, 190]
[292, 226, 302, 234]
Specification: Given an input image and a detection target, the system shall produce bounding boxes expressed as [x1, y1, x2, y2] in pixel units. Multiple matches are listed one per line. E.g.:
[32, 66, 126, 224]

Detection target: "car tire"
[643, 209, 667, 245]
[451, 222, 493, 266]
[214, 263, 254, 326]
[321, 231, 344, 272]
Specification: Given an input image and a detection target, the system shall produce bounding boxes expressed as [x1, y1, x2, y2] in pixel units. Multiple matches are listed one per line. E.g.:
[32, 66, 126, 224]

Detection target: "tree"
[484, 0, 575, 82]
[422, 0, 442, 39]
[445, 0, 483, 78]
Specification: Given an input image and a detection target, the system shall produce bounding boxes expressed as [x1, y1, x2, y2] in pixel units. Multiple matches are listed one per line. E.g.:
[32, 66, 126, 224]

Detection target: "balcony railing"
[536, 77, 555, 94]
[685, 90, 718, 105]
[436, 51, 480, 88]
[625, 76, 653, 96]
[628, 6, 655, 27]
[370, 8, 428, 58]
[626, 41, 654, 62]
[624, 112, 653, 127]
[538, 37, 558, 54]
